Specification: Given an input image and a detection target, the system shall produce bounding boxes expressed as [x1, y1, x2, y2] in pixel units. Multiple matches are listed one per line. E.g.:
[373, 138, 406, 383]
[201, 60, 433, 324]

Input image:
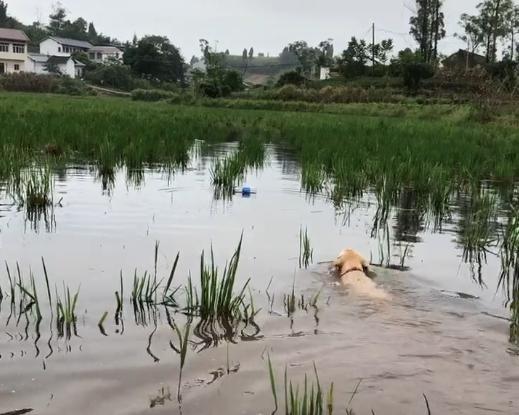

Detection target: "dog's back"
[334, 249, 389, 300]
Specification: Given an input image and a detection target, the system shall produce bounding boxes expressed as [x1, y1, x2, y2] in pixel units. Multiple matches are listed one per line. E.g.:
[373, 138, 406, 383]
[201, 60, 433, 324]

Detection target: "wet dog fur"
[333, 249, 389, 300]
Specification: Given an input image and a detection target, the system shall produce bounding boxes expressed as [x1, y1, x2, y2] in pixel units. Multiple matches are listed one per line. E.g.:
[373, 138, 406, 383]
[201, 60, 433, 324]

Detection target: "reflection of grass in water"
[499, 206, 519, 345]
[299, 227, 313, 269]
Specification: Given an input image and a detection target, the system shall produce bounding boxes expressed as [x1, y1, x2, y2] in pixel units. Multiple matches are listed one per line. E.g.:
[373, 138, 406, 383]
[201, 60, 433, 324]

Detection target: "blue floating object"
[242, 186, 252, 196]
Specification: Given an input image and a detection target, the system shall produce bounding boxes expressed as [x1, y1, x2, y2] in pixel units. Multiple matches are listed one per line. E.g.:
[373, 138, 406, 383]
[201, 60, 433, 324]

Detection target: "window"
[115, 52, 119, 58]
[0, 43, 8, 52]
[89, 52, 95, 59]
[97, 52, 102, 60]
[13, 44, 24, 53]
[58, 47, 62, 52]
[14, 64, 19, 71]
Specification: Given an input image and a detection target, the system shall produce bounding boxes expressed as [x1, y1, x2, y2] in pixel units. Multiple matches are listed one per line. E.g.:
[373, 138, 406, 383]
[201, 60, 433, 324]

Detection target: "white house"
[27, 54, 85, 78]
[88, 46, 123, 64]
[40, 36, 93, 56]
[0, 28, 29, 74]
[320, 67, 331, 80]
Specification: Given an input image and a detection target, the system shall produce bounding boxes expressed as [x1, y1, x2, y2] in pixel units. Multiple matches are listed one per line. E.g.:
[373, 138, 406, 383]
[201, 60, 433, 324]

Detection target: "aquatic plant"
[131, 270, 161, 306]
[499, 206, 519, 345]
[299, 227, 313, 269]
[55, 284, 80, 339]
[170, 322, 191, 403]
[267, 355, 334, 415]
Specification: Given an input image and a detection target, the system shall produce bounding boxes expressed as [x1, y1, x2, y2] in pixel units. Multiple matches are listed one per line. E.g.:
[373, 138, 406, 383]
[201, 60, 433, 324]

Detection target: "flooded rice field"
[0, 143, 518, 415]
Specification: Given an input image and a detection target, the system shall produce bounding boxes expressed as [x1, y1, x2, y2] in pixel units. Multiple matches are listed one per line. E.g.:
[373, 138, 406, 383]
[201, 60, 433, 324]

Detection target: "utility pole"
[372, 22, 375, 75]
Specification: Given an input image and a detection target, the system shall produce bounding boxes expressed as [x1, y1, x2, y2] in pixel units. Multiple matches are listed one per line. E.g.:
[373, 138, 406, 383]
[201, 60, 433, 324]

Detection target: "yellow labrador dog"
[333, 249, 389, 300]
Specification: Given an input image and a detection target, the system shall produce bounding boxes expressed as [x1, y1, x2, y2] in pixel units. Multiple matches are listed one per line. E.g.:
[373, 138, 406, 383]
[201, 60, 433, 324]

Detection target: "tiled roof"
[0, 28, 30, 42]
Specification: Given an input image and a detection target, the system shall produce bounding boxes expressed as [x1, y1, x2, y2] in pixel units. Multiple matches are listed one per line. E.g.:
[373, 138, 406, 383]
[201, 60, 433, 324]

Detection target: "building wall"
[39, 39, 64, 56]
[0, 41, 28, 73]
[0, 59, 25, 73]
[90, 51, 123, 63]
[26, 60, 47, 75]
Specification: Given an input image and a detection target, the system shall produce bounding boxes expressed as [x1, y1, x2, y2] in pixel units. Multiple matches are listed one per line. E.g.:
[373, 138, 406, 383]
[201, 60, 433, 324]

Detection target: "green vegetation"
[0, 92, 518, 340]
[299, 227, 313, 269]
[56, 284, 80, 339]
[268, 355, 334, 415]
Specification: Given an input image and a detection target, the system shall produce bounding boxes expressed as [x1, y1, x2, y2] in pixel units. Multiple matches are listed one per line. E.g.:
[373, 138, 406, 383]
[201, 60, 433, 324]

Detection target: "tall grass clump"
[268, 355, 334, 415]
[196, 236, 249, 321]
[211, 152, 245, 194]
[55, 284, 80, 339]
[499, 206, 519, 345]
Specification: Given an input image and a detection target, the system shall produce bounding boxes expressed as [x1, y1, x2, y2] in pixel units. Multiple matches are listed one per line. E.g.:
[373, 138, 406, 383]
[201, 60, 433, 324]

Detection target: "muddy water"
[0, 144, 517, 414]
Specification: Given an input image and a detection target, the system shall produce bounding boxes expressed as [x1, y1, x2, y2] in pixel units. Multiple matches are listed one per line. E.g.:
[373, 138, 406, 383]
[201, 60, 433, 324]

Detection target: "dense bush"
[0, 73, 93, 96]
[0, 73, 58, 93]
[196, 69, 244, 98]
[276, 71, 306, 87]
[85, 64, 135, 91]
[131, 89, 179, 102]
[402, 63, 434, 91]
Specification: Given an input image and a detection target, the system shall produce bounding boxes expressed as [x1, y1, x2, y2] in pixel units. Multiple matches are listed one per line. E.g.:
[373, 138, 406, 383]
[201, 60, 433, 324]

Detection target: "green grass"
[268, 355, 334, 415]
[499, 206, 519, 345]
[55, 284, 80, 339]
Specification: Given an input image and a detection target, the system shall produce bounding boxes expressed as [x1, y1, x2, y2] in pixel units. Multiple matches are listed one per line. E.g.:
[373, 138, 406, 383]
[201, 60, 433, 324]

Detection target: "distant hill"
[223, 54, 299, 85]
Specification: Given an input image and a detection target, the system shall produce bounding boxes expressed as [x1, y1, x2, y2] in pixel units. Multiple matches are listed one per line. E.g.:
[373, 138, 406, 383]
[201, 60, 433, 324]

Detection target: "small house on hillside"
[88, 46, 123, 64]
[0, 28, 29, 74]
[443, 49, 486, 71]
[27, 54, 85, 78]
[40, 36, 93, 56]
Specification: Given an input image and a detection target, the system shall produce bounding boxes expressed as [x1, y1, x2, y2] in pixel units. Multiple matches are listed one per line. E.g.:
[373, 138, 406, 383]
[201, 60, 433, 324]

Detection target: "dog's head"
[334, 249, 369, 274]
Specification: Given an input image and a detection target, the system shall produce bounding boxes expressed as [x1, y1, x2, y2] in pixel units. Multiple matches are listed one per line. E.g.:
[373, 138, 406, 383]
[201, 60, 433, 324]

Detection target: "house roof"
[89, 46, 123, 54]
[0, 28, 30, 42]
[446, 49, 486, 61]
[48, 55, 72, 65]
[73, 60, 86, 67]
[28, 53, 50, 63]
[48, 36, 93, 49]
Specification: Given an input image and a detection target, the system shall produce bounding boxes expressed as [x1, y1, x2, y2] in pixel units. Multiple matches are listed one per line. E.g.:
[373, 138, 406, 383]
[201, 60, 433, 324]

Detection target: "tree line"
[1, 0, 518, 91]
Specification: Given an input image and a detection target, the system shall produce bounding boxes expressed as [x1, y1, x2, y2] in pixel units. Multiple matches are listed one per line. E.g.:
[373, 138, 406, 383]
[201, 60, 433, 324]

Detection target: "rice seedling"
[17, 272, 42, 322]
[170, 322, 191, 403]
[301, 163, 326, 195]
[299, 227, 313, 269]
[163, 252, 181, 306]
[131, 270, 161, 306]
[459, 191, 499, 268]
[267, 354, 334, 415]
[55, 284, 80, 339]
[499, 206, 519, 344]
[16, 167, 53, 210]
[211, 152, 245, 192]
[195, 236, 249, 322]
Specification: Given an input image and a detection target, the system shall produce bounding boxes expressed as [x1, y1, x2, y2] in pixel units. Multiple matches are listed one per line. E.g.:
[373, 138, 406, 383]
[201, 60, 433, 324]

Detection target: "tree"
[0, 1, 8, 26]
[457, 0, 515, 63]
[409, 0, 446, 64]
[367, 38, 394, 65]
[288, 41, 318, 75]
[124, 36, 185, 83]
[318, 39, 334, 66]
[249, 47, 254, 59]
[48, 4, 67, 36]
[338, 37, 369, 77]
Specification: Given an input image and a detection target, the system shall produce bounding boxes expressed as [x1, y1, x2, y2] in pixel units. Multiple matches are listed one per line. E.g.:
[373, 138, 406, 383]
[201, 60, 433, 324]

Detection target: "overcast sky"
[9, 0, 480, 59]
